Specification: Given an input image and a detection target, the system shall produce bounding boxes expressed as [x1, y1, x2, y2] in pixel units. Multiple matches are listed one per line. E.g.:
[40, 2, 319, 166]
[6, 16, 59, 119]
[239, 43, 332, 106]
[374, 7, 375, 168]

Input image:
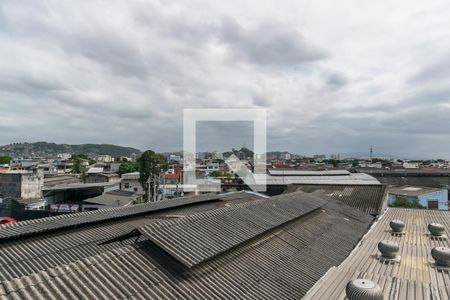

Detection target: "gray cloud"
[0, 0, 449, 159]
[219, 18, 327, 67]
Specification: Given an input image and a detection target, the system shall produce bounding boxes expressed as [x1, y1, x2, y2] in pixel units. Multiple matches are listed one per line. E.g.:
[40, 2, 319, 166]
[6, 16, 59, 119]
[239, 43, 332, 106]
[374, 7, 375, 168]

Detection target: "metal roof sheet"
[266, 172, 381, 186]
[304, 207, 450, 299]
[0, 192, 266, 282]
[268, 169, 351, 176]
[291, 184, 387, 215]
[0, 193, 233, 240]
[0, 194, 374, 299]
[139, 191, 327, 268]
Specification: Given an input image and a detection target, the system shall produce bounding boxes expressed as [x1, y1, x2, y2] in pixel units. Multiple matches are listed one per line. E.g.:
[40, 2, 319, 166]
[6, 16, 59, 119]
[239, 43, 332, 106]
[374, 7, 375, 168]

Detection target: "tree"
[0, 156, 12, 165]
[118, 161, 138, 176]
[391, 197, 425, 209]
[72, 158, 84, 174]
[209, 170, 221, 178]
[138, 150, 168, 201]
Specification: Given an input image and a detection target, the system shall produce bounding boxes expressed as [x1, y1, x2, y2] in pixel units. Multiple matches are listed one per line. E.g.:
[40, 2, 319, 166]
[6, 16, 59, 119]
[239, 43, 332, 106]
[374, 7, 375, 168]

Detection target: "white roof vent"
[389, 220, 405, 233]
[378, 240, 399, 259]
[428, 223, 445, 237]
[346, 279, 383, 300]
[431, 247, 450, 267]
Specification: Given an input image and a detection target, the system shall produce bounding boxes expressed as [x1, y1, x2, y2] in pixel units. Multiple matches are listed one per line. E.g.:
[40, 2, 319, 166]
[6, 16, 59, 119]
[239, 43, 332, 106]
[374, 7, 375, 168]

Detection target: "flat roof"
[42, 182, 118, 191]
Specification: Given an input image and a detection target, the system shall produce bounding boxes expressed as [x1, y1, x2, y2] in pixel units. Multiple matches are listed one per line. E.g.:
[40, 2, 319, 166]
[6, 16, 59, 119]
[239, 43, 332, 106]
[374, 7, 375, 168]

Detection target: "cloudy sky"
[1, 0, 449, 158]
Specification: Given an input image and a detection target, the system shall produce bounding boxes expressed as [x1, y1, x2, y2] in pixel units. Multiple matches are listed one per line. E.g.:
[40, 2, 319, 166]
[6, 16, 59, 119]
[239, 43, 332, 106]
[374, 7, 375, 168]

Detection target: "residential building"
[388, 186, 448, 210]
[57, 153, 72, 160]
[85, 172, 120, 184]
[96, 155, 113, 163]
[313, 154, 327, 162]
[121, 172, 144, 195]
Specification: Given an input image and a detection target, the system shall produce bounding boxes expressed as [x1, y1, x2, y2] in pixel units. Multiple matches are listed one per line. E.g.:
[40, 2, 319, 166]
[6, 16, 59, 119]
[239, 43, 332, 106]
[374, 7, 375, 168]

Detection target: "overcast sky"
[1, 0, 449, 158]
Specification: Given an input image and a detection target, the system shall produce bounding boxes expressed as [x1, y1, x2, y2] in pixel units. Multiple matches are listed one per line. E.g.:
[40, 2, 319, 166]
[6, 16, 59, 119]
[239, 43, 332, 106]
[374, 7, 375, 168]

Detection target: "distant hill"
[0, 142, 142, 158]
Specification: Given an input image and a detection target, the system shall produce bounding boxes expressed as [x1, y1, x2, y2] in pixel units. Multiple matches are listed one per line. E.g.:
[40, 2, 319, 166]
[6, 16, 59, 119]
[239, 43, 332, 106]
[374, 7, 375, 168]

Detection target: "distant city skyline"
[1, 1, 450, 158]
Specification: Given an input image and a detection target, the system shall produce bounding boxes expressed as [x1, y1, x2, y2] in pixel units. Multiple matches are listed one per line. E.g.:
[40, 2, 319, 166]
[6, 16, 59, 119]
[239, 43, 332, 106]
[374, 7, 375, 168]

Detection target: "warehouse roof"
[0, 190, 374, 299]
[268, 169, 351, 176]
[0, 191, 266, 282]
[266, 172, 380, 186]
[388, 186, 446, 197]
[289, 184, 387, 215]
[304, 207, 450, 300]
[0, 192, 255, 240]
[82, 190, 139, 207]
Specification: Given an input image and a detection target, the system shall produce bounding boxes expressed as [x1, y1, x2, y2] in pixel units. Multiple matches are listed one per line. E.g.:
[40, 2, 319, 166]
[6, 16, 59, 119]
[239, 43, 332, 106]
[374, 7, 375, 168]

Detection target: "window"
[428, 200, 438, 210]
[124, 183, 130, 189]
[134, 187, 138, 192]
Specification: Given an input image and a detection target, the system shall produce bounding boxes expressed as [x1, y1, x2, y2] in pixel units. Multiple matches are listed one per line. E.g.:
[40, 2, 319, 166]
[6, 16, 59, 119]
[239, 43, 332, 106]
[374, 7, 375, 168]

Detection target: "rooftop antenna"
[370, 146, 373, 162]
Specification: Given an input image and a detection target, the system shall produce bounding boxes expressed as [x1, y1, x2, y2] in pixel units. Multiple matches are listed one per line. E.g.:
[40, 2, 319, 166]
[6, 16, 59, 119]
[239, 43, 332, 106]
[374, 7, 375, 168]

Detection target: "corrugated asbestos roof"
[266, 172, 381, 185]
[268, 169, 351, 176]
[139, 192, 327, 268]
[388, 186, 446, 197]
[0, 192, 265, 282]
[304, 207, 450, 300]
[0, 191, 374, 299]
[289, 184, 387, 215]
[0, 193, 225, 240]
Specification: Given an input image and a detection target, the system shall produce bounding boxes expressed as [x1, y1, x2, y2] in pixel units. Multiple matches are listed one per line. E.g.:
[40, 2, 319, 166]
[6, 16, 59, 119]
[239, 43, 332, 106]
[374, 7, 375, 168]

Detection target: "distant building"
[196, 152, 206, 160]
[169, 154, 181, 163]
[96, 155, 113, 163]
[388, 186, 448, 210]
[207, 162, 220, 172]
[57, 153, 72, 160]
[313, 154, 327, 162]
[330, 154, 341, 160]
[10, 158, 39, 171]
[212, 151, 223, 160]
[403, 162, 419, 169]
[121, 172, 144, 195]
[85, 172, 120, 184]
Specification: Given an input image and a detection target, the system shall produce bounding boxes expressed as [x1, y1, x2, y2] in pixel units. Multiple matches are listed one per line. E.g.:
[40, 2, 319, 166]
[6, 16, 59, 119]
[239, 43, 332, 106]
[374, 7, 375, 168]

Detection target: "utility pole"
[147, 177, 151, 202]
[153, 174, 157, 202]
[370, 146, 373, 162]
[161, 168, 165, 201]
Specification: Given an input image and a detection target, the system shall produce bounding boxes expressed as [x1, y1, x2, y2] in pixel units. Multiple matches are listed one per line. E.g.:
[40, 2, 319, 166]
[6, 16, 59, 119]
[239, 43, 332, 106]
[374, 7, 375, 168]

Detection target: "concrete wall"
[0, 171, 43, 200]
[121, 179, 144, 195]
[0, 173, 22, 198]
[21, 171, 44, 199]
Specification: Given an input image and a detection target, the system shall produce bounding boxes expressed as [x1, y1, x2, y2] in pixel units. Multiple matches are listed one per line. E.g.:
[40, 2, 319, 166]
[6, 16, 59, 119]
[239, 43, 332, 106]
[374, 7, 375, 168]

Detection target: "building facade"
[388, 186, 448, 210]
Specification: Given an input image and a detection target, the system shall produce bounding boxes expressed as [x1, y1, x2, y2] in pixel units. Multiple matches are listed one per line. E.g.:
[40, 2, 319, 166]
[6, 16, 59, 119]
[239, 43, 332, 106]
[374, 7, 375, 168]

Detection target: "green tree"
[209, 170, 221, 178]
[72, 158, 84, 174]
[0, 156, 12, 165]
[391, 197, 425, 209]
[138, 150, 168, 201]
[119, 161, 138, 176]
